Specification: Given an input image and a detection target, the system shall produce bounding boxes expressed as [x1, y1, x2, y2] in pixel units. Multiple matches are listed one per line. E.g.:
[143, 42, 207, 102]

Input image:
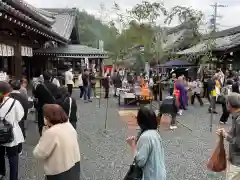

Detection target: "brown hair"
[43, 104, 68, 125]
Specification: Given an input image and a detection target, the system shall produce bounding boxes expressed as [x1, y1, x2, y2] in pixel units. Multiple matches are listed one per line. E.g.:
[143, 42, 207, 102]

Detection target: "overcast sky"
[25, 0, 240, 30]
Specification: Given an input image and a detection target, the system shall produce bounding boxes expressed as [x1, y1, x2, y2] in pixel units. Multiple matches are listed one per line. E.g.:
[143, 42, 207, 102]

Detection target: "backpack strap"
[3, 99, 16, 120]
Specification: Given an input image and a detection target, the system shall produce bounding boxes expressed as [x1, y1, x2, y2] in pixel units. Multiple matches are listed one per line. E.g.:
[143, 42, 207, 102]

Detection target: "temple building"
[0, 1, 107, 79]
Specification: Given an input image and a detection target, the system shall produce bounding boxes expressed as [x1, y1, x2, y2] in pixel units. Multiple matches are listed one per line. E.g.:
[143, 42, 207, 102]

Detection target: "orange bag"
[207, 135, 227, 172]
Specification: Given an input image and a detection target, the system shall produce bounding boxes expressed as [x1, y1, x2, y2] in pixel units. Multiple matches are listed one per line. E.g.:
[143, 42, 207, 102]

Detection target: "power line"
[210, 2, 227, 32]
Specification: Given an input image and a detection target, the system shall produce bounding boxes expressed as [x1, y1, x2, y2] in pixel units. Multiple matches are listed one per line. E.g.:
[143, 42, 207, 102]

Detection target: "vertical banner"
[0, 44, 2, 56]
[84, 57, 89, 69]
[21, 46, 25, 56]
[2, 44, 7, 56]
[7, 45, 11, 56]
[29, 47, 33, 57]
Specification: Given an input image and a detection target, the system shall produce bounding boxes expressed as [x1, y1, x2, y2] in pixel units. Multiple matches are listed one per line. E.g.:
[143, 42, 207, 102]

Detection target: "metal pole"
[99, 79, 101, 108]
[210, 96, 213, 132]
[104, 97, 109, 130]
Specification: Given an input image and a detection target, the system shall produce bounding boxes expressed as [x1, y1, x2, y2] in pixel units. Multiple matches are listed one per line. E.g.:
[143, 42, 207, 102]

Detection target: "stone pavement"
[16, 89, 228, 180]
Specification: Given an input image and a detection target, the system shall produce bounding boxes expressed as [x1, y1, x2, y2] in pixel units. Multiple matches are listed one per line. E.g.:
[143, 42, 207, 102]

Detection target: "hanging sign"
[29, 47, 33, 57]
[11, 46, 14, 56]
[7, 45, 11, 56]
[84, 57, 89, 69]
[2, 44, 7, 56]
[21, 46, 25, 56]
[0, 44, 2, 56]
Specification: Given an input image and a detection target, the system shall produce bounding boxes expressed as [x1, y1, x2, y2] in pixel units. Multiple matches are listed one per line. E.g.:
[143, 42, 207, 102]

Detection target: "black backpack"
[0, 98, 16, 144]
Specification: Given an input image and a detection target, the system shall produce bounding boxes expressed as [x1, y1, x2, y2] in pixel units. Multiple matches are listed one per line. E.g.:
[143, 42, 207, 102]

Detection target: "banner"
[2, 44, 7, 56]
[0, 44, 2, 56]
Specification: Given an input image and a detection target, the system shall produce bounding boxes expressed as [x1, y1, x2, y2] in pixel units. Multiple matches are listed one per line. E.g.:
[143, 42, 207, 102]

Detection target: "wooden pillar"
[13, 41, 22, 78]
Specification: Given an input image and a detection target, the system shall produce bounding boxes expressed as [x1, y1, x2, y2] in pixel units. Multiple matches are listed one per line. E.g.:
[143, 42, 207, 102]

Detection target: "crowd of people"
[1, 66, 240, 180]
[0, 69, 80, 180]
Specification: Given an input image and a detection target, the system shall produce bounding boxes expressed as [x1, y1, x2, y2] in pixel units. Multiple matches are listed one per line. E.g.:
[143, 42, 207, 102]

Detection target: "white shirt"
[78, 74, 83, 86]
[52, 78, 60, 87]
[65, 71, 74, 85]
[0, 97, 24, 147]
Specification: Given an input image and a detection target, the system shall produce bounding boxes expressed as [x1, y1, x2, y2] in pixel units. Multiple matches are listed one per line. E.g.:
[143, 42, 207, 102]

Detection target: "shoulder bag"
[0, 98, 16, 144]
[123, 135, 153, 180]
[68, 97, 72, 117]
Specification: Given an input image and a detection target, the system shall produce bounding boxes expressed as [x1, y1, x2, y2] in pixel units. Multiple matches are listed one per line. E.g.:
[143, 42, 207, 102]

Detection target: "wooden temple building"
[0, 1, 107, 79]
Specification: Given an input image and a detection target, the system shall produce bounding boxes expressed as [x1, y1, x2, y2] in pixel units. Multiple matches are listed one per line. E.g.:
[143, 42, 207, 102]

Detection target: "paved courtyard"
[17, 89, 228, 180]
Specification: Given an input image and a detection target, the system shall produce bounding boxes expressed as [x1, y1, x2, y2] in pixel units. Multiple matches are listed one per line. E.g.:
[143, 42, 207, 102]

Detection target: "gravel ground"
[14, 89, 229, 180]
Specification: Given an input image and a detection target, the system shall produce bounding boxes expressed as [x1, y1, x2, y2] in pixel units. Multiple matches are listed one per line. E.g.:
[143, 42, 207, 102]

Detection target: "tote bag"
[207, 134, 226, 172]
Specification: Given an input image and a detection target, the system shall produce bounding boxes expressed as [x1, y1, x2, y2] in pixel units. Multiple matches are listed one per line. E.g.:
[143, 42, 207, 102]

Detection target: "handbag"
[0, 98, 16, 144]
[123, 161, 143, 180]
[124, 137, 153, 180]
[207, 134, 226, 172]
[217, 95, 225, 104]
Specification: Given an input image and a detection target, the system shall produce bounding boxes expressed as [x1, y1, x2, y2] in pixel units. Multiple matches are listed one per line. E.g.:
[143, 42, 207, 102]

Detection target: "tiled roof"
[0, 1, 68, 44]
[34, 44, 108, 56]
[176, 33, 240, 55]
[43, 8, 77, 40]
[3, 0, 55, 26]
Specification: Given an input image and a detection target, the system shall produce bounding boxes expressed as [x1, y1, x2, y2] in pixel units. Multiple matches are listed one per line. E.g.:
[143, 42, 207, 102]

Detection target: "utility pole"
[210, 2, 226, 32]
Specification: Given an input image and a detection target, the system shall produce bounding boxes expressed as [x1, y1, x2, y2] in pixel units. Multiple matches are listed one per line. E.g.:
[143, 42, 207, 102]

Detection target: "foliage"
[77, 10, 118, 51]
[129, 1, 167, 24]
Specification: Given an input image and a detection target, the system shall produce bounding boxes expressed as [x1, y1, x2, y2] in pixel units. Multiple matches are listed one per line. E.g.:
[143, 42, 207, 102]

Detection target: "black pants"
[169, 88, 174, 96]
[105, 88, 109, 98]
[79, 86, 84, 98]
[220, 102, 230, 123]
[0, 145, 19, 180]
[191, 93, 203, 105]
[46, 162, 80, 180]
[159, 112, 177, 126]
[208, 96, 216, 112]
[67, 84, 73, 96]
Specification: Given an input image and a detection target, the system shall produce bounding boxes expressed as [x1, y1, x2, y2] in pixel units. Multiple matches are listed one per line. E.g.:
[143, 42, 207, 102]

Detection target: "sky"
[25, 0, 240, 30]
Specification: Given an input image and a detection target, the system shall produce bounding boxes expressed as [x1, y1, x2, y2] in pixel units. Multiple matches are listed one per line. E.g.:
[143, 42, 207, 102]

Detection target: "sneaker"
[88, 99, 92, 102]
[170, 125, 177, 130]
[178, 110, 183, 116]
[220, 121, 226, 124]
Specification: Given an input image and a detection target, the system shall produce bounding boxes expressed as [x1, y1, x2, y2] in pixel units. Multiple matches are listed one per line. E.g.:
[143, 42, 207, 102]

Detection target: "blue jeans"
[84, 86, 91, 100]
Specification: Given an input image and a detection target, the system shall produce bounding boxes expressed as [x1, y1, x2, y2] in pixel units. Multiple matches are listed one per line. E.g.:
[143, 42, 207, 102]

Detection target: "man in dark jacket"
[232, 77, 240, 93]
[103, 74, 111, 98]
[217, 93, 240, 178]
[33, 71, 57, 136]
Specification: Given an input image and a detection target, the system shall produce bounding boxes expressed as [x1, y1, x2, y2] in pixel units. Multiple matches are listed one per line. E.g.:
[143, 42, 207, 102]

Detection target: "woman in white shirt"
[0, 82, 24, 180]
